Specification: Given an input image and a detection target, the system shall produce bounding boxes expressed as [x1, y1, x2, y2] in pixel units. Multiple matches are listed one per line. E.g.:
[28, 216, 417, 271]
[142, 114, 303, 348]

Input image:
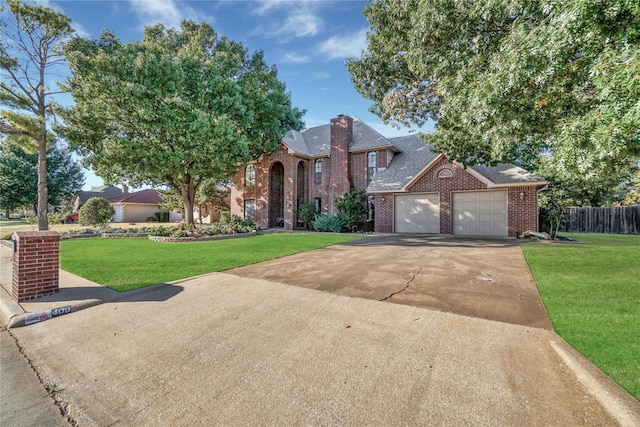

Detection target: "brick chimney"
[329, 115, 353, 213]
[122, 185, 128, 194]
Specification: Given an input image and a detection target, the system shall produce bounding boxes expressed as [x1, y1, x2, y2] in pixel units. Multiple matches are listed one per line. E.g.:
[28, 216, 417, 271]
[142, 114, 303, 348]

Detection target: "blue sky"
[32, 0, 431, 190]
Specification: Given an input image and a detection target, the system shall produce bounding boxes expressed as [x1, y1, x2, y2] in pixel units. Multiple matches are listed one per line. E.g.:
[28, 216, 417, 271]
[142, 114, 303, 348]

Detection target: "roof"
[283, 117, 395, 157]
[367, 135, 441, 192]
[280, 116, 546, 191]
[108, 189, 165, 205]
[76, 186, 123, 204]
[367, 135, 547, 192]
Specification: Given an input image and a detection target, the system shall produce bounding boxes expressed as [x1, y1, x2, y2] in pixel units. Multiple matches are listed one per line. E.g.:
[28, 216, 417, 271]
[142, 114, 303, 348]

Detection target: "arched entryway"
[269, 162, 285, 227]
[296, 161, 307, 228]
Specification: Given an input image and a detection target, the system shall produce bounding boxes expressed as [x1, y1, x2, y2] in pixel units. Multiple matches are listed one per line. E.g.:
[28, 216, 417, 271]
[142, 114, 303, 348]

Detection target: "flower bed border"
[148, 231, 257, 243]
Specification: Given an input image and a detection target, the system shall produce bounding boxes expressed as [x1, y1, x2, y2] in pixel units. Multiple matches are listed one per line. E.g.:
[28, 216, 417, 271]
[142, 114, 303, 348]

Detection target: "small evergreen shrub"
[79, 197, 115, 226]
[313, 214, 342, 232]
[298, 202, 315, 229]
[335, 189, 367, 232]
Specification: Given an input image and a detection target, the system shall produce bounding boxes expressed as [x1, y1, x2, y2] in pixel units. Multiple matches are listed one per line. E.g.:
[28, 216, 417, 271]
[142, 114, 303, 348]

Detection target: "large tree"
[0, 0, 74, 230]
[60, 21, 304, 224]
[348, 0, 639, 175]
[0, 138, 84, 216]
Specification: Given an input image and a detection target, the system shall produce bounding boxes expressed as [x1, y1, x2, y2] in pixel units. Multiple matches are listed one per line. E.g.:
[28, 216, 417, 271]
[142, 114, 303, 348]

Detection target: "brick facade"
[12, 231, 60, 301]
[231, 115, 542, 237]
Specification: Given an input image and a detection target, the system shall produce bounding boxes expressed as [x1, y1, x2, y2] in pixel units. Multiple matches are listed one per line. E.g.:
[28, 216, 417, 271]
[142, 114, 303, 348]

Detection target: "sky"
[28, 0, 431, 190]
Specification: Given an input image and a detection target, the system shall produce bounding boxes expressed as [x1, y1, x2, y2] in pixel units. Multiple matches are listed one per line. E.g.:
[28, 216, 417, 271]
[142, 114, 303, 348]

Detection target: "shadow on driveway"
[227, 234, 552, 329]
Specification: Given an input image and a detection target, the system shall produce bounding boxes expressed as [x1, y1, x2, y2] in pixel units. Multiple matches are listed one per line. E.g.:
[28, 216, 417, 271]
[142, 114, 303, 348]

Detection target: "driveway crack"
[379, 266, 423, 302]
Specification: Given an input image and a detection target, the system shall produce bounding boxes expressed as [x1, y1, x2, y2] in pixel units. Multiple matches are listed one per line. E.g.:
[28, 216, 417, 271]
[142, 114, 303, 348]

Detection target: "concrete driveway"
[7, 235, 640, 425]
[228, 235, 552, 329]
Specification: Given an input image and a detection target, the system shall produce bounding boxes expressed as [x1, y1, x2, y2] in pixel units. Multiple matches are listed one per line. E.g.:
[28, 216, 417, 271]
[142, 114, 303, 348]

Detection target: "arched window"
[314, 159, 323, 184]
[245, 164, 255, 186]
[367, 151, 377, 182]
[437, 168, 453, 178]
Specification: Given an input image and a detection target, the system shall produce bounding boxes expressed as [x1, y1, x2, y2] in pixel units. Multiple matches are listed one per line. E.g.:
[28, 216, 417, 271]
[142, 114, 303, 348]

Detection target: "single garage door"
[394, 193, 440, 233]
[453, 191, 507, 236]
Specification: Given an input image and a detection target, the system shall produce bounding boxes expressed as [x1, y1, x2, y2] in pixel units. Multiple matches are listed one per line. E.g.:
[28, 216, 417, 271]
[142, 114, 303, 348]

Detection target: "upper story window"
[245, 164, 255, 187]
[367, 151, 377, 182]
[315, 159, 323, 184]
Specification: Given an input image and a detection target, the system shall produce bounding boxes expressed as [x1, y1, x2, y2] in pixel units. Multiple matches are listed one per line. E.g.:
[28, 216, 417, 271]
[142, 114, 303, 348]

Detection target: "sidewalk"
[0, 243, 135, 328]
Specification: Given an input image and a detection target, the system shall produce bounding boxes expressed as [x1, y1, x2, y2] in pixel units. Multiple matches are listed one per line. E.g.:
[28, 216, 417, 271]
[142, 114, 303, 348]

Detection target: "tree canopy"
[1, 0, 74, 229]
[0, 138, 84, 214]
[348, 0, 640, 175]
[60, 21, 305, 224]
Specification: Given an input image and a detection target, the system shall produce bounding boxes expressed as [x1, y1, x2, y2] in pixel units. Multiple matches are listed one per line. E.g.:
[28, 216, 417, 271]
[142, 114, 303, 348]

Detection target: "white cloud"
[71, 22, 90, 38]
[280, 52, 311, 64]
[250, 1, 321, 41]
[128, 0, 202, 29]
[318, 28, 368, 60]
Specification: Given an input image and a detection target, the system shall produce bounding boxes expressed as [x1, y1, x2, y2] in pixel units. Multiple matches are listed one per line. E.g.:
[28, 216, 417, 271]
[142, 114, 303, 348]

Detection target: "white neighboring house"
[108, 189, 182, 223]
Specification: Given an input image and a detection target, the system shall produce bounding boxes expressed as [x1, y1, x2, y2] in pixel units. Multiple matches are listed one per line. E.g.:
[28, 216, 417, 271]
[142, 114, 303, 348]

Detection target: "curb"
[3, 283, 172, 329]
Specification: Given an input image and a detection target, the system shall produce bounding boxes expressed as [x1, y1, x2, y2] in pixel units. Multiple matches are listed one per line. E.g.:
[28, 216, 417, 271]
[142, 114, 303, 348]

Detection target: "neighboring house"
[108, 189, 182, 223]
[231, 115, 548, 237]
[72, 185, 124, 212]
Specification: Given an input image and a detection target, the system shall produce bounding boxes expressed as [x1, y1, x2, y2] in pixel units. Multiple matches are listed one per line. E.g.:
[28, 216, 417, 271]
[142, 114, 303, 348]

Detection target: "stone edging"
[101, 233, 149, 238]
[148, 231, 257, 243]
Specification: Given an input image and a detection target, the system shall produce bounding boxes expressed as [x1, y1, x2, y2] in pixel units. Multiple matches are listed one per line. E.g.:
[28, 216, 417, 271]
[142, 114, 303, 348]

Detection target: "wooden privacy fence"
[565, 205, 640, 234]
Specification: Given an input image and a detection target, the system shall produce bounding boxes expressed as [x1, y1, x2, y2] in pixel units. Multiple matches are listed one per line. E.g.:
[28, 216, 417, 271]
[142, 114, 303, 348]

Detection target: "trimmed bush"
[298, 202, 315, 230]
[79, 197, 115, 226]
[313, 214, 342, 232]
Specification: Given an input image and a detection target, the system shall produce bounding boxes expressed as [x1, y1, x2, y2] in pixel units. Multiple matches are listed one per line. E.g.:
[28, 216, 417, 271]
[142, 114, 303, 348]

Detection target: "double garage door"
[394, 191, 508, 236]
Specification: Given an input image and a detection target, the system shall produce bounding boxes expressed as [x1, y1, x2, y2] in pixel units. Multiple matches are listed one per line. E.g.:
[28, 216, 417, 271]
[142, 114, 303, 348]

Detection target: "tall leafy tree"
[0, 138, 84, 216]
[60, 21, 305, 224]
[0, 0, 74, 230]
[348, 0, 639, 180]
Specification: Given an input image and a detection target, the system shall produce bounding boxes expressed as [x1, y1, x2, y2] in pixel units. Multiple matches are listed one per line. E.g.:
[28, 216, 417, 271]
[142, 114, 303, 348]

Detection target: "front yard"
[61, 233, 362, 292]
[521, 233, 640, 399]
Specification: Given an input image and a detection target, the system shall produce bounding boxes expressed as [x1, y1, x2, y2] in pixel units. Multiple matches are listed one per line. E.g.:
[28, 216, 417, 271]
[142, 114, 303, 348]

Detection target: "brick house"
[230, 115, 547, 237]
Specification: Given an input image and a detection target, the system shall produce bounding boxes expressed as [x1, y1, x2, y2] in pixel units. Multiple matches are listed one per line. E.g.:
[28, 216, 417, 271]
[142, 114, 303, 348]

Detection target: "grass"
[61, 233, 362, 292]
[521, 233, 640, 399]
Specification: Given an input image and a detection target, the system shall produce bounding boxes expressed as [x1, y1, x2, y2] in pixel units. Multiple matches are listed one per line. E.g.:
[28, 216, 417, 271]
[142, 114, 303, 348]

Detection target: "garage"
[452, 190, 507, 236]
[394, 193, 440, 233]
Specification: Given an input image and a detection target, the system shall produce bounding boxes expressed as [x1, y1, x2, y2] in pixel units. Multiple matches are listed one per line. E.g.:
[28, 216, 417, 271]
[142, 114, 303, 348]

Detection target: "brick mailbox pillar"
[12, 231, 60, 301]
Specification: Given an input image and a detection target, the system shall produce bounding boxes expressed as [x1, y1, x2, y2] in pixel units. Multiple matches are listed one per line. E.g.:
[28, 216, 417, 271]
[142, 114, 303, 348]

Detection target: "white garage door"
[394, 193, 440, 233]
[453, 191, 507, 236]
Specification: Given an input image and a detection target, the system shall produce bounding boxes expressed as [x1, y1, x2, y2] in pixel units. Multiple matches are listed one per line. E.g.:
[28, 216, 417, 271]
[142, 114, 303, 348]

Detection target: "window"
[314, 159, 323, 184]
[244, 199, 255, 221]
[314, 197, 321, 213]
[437, 168, 453, 178]
[245, 164, 255, 186]
[367, 151, 377, 182]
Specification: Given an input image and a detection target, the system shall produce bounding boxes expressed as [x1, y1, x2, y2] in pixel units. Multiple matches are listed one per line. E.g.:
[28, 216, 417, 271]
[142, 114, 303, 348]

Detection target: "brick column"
[12, 231, 60, 301]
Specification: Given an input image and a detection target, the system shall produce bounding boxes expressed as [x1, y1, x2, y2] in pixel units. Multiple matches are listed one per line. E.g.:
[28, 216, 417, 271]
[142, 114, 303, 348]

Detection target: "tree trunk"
[179, 177, 197, 225]
[37, 134, 48, 230]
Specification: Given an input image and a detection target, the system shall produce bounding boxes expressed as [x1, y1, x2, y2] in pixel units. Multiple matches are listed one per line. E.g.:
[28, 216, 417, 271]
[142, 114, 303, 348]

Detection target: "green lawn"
[61, 233, 362, 292]
[521, 233, 640, 399]
[0, 219, 27, 227]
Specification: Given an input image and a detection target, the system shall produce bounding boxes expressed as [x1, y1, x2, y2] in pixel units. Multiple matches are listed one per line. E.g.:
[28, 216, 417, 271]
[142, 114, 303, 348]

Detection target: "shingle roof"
[468, 164, 546, 185]
[76, 186, 123, 204]
[282, 117, 395, 157]
[367, 134, 547, 192]
[281, 117, 546, 191]
[108, 189, 165, 205]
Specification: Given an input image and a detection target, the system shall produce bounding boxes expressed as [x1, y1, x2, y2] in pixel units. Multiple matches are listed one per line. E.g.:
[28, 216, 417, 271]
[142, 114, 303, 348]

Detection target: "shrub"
[48, 213, 65, 224]
[335, 189, 368, 232]
[148, 226, 169, 237]
[313, 214, 342, 232]
[219, 210, 231, 223]
[298, 202, 315, 230]
[79, 197, 115, 227]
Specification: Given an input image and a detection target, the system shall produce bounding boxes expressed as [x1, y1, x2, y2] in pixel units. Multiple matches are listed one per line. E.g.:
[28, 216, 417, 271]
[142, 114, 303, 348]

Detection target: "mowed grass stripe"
[61, 233, 362, 292]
